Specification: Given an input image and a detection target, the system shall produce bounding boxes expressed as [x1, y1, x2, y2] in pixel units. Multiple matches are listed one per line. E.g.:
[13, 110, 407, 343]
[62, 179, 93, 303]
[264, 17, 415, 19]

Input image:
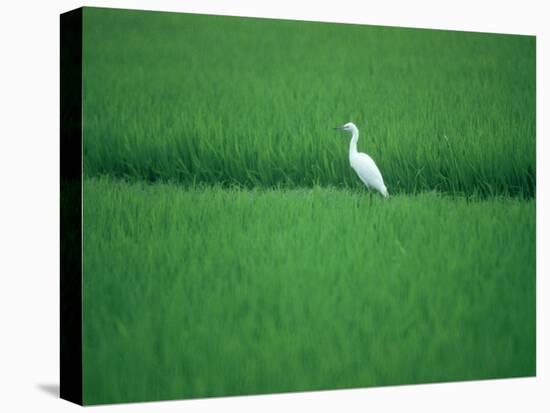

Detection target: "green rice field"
[81, 7, 536, 405]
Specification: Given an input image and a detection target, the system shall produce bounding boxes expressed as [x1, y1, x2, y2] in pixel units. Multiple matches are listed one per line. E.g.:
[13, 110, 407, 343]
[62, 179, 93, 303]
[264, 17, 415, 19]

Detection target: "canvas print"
[60, 6, 536, 406]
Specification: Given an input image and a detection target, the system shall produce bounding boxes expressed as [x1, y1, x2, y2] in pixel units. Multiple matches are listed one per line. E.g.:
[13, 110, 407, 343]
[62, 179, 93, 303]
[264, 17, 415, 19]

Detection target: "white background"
[0, 0, 547, 411]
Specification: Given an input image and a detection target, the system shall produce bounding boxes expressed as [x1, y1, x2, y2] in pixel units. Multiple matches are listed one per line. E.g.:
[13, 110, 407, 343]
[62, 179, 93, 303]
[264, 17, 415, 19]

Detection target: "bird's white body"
[338, 122, 388, 197]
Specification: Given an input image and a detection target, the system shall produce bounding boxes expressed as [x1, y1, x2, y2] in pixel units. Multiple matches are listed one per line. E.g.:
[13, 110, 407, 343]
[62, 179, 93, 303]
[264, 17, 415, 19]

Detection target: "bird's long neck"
[349, 126, 359, 159]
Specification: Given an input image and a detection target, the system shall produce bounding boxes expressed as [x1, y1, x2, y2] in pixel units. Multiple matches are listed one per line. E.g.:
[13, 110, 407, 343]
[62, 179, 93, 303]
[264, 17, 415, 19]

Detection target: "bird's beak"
[333, 125, 345, 130]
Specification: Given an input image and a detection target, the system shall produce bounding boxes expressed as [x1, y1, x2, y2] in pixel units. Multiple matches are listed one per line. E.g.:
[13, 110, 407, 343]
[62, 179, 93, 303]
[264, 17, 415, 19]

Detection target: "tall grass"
[82, 8, 535, 196]
[83, 177, 535, 404]
[79, 8, 536, 404]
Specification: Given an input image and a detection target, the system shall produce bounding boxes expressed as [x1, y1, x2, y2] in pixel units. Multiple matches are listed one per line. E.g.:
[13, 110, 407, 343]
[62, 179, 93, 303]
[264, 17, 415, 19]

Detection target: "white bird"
[334, 122, 389, 197]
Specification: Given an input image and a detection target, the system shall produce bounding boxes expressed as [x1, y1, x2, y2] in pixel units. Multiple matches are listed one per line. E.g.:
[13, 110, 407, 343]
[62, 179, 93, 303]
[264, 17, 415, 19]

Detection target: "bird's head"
[333, 122, 358, 133]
